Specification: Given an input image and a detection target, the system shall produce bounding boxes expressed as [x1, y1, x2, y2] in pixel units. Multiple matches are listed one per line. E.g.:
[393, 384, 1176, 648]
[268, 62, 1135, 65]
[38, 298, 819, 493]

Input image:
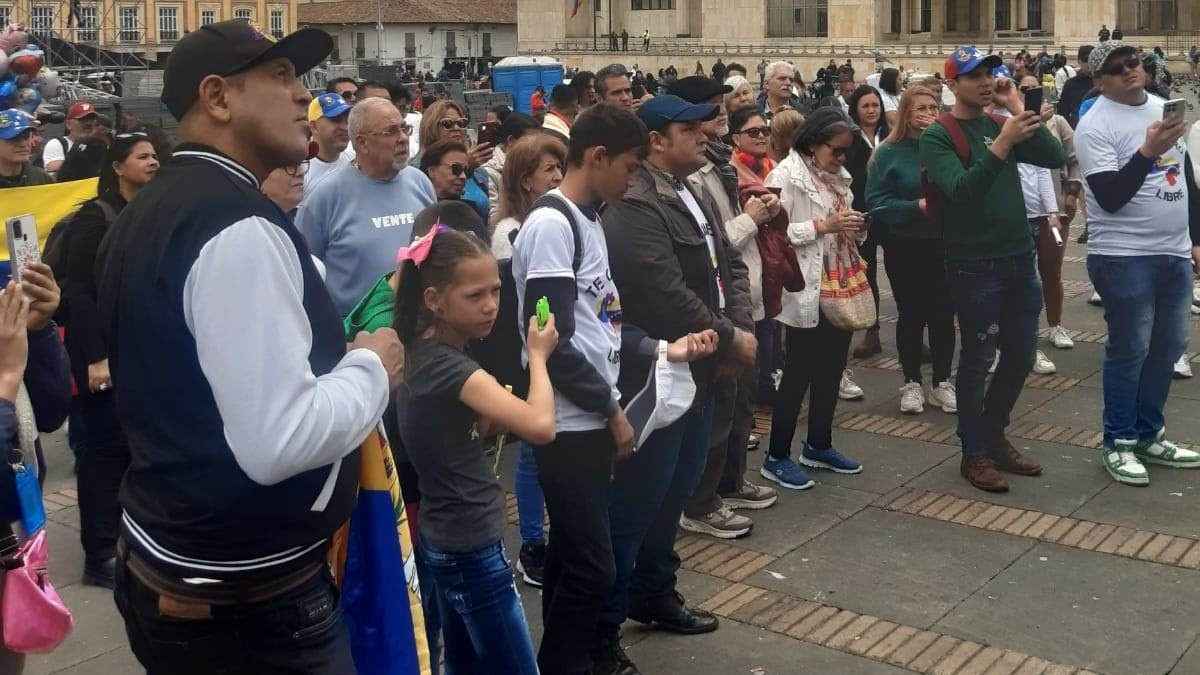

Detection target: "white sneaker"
[1033, 350, 1057, 375]
[898, 381, 924, 414]
[930, 381, 958, 414]
[988, 352, 999, 374]
[1175, 354, 1193, 379]
[839, 369, 864, 401]
[1048, 325, 1074, 349]
[1088, 291, 1103, 306]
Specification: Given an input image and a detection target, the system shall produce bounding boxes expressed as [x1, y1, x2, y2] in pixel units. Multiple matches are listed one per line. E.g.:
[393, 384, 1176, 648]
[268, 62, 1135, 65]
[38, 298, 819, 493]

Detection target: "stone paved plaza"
[26, 232, 1200, 675]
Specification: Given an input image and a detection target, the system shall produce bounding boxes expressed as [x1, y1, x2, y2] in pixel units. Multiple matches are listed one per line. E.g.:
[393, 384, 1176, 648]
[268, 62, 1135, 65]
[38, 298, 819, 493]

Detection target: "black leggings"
[882, 235, 956, 385]
[858, 229, 883, 331]
[767, 314, 852, 458]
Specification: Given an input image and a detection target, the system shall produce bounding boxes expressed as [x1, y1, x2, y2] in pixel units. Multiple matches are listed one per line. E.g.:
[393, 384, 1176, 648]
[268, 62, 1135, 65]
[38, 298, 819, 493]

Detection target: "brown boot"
[960, 455, 1009, 492]
[985, 437, 1043, 476]
[853, 328, 882, 359]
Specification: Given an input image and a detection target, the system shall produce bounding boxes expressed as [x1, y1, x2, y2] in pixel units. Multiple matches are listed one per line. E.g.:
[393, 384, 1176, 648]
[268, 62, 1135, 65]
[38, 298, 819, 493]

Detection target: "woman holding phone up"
[865, 86, 957, 416]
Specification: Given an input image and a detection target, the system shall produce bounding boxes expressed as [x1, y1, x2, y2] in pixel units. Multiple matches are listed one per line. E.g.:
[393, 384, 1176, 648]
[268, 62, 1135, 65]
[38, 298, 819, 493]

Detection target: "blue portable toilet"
[492, 56, 564, 115]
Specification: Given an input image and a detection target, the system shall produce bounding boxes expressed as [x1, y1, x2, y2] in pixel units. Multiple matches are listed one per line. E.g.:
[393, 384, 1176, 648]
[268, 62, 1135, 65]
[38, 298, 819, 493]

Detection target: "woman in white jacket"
[760, 107, 867, 491]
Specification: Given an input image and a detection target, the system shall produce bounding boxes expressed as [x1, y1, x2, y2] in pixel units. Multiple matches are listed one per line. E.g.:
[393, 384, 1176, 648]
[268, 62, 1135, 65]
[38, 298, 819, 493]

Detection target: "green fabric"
[865, 138, 938, 239]
[342, 273, 396, 340]
[918, 117, 1066, 261]
[0, 164, 53, 189]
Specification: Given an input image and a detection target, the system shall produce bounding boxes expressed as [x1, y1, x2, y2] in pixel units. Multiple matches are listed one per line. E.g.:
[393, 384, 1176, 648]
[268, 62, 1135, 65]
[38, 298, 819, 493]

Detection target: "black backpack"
[42, 198, 117, 292]
[474, 194, 582, 398]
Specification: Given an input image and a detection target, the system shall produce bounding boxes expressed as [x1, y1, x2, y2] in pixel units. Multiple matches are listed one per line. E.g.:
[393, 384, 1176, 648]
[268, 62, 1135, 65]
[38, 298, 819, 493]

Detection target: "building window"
[1131, 0, 1176, 32]
[200, 8, 216, 25]
[158, 5, 179, 41]
[968, 0, 980, 31]
[354, 31, 365, 59]
[76, 4, 98, 40]
[946, 0, 957, 31]
[0, 6, 9, 28]
[404, 32, 416, 58]
[917, 0, 930, 32]
[269, 8, 284, 37]
[631, 0, 673, 9]
[994, 0, 1010, 30]
[890, 0, 900, 32]
[234, 6, 253, 20]
[31, 5, 54, 35]
[482, 32, 492, 58]
[119, 5, 140, 41]
[768, 0, 826, 37]
[445, 31, 456, 58]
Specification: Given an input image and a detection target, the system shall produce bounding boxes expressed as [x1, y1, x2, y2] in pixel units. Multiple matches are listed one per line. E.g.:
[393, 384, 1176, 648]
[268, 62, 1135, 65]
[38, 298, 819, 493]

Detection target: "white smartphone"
[1163, 98, 1187, 127]
[4, 214, 40, 284]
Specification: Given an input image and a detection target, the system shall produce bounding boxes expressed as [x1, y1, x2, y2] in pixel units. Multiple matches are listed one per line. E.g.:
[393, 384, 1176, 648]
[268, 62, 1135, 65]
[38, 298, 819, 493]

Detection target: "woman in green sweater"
[865, 86, 958, 416]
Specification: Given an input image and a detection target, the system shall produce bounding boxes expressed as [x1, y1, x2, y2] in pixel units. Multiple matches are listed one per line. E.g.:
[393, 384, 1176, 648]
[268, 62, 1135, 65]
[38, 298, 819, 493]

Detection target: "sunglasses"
[439, 118, 470, 130]
[824, 143, 850, 159]
[284, 160, 310, 177]
[1102, 56, 1141, 77]
[734, 126, 769, 139]
[340, 91, 356, 101]
[439, 162, 467, 177]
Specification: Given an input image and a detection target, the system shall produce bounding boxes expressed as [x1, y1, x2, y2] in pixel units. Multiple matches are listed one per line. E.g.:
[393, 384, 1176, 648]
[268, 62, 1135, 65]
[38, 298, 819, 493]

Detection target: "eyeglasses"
[438, 162, 467, 177]
[340, 91, 356, 101]
[438, 118, 470, 130]
[367, 124, 413, 138]
[734, 126, 769, 139]
[284, 160, 310, 177]
[1102, 56, 1141, 77]
[824, 143, 850, 159]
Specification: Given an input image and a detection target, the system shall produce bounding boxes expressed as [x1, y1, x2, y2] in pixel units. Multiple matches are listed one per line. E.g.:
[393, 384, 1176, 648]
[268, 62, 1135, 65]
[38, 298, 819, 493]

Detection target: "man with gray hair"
[595, 63, 635, 110]
[296, 96, 436, 314]
[756, 60, 810, 121]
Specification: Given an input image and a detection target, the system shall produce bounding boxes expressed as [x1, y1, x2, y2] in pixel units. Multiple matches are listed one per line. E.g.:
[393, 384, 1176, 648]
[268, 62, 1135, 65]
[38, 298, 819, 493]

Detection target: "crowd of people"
[1, 16, 1199, 675]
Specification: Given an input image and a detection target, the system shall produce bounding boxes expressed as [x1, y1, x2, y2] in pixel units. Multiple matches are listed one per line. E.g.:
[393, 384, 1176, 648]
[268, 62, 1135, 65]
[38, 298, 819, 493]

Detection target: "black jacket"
[62, 195, 123, 386]
[1057, 72, 1094, 129]
[603, 165, 751, 406]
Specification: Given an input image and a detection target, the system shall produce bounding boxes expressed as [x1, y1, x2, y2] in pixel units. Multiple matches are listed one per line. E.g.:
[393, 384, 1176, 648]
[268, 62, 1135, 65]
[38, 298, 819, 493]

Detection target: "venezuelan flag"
[330, 424, 430, 675]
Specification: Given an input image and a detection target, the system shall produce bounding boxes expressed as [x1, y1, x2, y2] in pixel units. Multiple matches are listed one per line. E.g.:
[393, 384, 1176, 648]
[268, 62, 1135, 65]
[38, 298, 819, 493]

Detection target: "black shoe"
[588, 633, 642, 675]
[82, 556, 116, 590]
[516, 541, 545, 587]
[628, 591, 719, 635]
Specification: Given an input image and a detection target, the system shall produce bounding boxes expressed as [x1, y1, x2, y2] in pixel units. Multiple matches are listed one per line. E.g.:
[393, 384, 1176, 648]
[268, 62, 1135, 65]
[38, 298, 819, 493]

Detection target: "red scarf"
[733, 149, 774, 182]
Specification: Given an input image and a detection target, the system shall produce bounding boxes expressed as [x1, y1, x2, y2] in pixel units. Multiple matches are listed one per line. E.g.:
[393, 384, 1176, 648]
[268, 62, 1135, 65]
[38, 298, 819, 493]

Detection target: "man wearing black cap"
[667, 77, 778, 541]
[96, 20, 404, 672]
[596, 94, 757, 673]
[920, 46, 1065, 493]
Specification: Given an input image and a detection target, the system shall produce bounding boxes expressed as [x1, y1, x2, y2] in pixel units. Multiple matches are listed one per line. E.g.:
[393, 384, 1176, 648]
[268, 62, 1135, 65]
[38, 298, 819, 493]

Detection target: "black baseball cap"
[666, 76, 733, 104]
[161, 19, 332, 120]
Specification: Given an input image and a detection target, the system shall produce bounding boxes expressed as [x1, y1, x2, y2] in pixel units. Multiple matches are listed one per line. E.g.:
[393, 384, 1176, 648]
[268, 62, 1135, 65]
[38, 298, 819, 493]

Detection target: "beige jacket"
[688, 161, 764, 322]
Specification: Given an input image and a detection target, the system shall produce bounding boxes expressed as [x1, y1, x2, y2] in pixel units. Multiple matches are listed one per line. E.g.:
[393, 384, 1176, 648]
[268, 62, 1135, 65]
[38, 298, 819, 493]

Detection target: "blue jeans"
[598, 395, 715, 635]
[419, 537, 538, 675]
[947, 252, 1043, 456]
[515, 442, 546, 545]
[1087, 254, 1192, 444]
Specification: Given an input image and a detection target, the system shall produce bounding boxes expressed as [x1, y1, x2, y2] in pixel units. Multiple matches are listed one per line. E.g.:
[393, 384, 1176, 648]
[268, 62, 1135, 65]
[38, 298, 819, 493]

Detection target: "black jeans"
[113, 554, 355, 675]
[76, 389, 130, 564]
[767, 315, 853, 458]
[533, 429, 617, 675]
[858, 229, 883, 331]
[883, 235, 956, 385]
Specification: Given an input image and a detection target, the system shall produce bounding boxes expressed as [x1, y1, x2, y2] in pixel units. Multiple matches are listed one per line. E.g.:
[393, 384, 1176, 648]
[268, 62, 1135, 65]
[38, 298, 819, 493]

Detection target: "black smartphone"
[477, 121, 499, 146]
[1023, 87, 1044, 115]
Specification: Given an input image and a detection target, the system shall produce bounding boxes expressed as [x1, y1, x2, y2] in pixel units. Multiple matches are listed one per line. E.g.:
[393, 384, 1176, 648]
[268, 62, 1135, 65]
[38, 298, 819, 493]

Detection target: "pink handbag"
[2, 529, 74, 653]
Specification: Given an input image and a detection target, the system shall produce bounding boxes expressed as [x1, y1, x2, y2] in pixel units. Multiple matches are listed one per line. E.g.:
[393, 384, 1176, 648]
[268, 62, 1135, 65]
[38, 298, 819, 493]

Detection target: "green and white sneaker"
[1103, 439, 1150, 486]
[1134, 429, 1200, 468]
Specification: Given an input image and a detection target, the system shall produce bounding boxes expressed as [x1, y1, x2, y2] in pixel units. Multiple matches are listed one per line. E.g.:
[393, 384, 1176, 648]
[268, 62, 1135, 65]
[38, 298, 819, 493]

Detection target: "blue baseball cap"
[944, 46, 1003, 79]
[636, 94, 719, 134]
[992, 65, 1013, 79]
[307, 92, 352, 122]
[0, 109, 33, 140]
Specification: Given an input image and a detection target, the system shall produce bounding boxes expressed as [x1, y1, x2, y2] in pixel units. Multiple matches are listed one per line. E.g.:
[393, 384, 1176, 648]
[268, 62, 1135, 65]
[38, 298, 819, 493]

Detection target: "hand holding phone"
[1163, 98, 1187, 128]
[477, 121, 499, 147]
[4, 215, 40, 287]
[1022, 87, 1044, 117]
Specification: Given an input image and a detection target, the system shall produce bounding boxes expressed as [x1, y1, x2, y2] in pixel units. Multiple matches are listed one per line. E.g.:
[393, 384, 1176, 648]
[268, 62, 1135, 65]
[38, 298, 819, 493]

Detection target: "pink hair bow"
[396, 224, 451, 267]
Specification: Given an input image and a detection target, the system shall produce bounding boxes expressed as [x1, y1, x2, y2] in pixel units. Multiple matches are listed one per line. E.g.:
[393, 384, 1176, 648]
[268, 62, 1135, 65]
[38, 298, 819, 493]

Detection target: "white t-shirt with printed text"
[1075, 94, 1191, 258]
[675, 186, 726, 310]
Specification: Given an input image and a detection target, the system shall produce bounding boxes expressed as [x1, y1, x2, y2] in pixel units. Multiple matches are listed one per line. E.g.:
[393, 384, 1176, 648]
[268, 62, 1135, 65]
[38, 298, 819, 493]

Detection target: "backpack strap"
[95, 198, 118, 225]
[529, 193, 584, 299]
[938, 112, 972, 169]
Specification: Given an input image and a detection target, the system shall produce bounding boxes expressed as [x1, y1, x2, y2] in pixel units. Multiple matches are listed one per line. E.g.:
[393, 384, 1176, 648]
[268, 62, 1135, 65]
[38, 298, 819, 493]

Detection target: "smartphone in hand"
[1023, 87, 1044, 116]
[4, 214, 39, 285]
[1163, 98, 1187, 127]
[477, 121, 500, 146]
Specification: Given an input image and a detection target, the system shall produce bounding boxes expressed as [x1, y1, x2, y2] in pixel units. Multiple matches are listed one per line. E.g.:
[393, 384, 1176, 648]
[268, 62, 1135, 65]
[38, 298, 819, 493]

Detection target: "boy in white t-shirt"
[1074, 41, 1200, 486]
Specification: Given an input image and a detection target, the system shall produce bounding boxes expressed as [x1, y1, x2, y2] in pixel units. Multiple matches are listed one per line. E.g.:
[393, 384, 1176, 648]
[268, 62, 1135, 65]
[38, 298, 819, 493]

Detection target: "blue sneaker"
[799, 443, 863, 474]
[759, 457, 815, 490]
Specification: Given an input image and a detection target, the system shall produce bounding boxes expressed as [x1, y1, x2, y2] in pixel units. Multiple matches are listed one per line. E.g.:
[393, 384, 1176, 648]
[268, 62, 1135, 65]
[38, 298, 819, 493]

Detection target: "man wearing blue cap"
[0, 110, 52, 189]
[595, 95, 757, 673]
[921, 46, 1066, 493]
[304, 91, 355, 194]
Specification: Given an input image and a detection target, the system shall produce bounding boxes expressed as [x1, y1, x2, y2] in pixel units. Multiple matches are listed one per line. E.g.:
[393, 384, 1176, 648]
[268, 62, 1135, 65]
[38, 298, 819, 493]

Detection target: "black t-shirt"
[396, 339, 505, 552]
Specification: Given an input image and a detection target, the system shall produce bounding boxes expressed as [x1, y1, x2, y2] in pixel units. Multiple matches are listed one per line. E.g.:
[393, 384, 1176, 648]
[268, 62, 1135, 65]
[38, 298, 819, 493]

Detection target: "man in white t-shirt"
[303, 93, 355, 196]
[1075, 40, 1200, 486]
[41, 101, 99, 173]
